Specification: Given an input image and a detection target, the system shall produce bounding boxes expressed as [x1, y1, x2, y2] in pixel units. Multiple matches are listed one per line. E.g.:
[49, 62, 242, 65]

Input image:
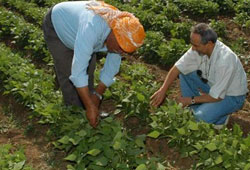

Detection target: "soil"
[0, 93, 68, 170]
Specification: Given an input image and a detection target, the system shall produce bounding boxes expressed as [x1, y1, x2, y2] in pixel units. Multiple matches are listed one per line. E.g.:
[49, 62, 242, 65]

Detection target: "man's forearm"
[161, 66, 180, 92]
[193, 94, 222, 104]
[76, 86, 96, 109]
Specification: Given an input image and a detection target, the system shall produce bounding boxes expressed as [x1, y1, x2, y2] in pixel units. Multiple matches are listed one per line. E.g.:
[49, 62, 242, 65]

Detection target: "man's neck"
[207, 43, 215, 58]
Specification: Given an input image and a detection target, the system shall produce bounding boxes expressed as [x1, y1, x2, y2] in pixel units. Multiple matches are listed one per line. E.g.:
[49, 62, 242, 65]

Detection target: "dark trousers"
[42, 7, 96, 108]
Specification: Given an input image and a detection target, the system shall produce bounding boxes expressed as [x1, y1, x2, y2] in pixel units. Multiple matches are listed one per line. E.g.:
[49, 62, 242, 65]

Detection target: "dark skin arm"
[77, 82, 106, 128]
[77, 87, 99, 128]
[78, 30, 123, 128]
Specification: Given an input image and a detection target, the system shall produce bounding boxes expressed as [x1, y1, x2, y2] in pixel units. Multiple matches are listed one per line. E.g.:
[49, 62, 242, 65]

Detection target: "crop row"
[1, 36, 250, 169]
[106, 59, 250, 169]
[0, 6, 51, 63]
[0, 0, 48, 26]
[0, 43, 166, 169]
[3, 0, 248, 68]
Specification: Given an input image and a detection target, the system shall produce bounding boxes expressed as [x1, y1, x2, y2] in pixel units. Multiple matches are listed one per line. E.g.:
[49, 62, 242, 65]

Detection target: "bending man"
[42, 1, 145, 127]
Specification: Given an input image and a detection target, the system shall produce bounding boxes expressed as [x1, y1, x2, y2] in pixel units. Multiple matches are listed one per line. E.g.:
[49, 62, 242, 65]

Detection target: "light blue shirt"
[51, 1, 121, 88]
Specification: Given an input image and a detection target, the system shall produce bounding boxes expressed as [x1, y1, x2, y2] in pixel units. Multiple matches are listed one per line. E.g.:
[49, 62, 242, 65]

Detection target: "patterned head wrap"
[87, 1, 145, 53]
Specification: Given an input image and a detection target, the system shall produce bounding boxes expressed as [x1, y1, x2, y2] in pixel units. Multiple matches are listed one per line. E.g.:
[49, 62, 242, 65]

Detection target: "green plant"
[228, 37, 248, 54]
[0, 144, 33, 170]
[170, 22, 193, 43]
[209, 19, 227, 39]
[234, 12, 250, 30]
[138, 31, 166, 64]
[148, 100, 250, 169]
[173, 0, 219, 18]
[157, 38, 189, 66]
[211, 0, 236, 14]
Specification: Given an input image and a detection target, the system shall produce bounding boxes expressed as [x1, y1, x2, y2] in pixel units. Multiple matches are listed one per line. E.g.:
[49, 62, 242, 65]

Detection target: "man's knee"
[193, 109, 216, 124]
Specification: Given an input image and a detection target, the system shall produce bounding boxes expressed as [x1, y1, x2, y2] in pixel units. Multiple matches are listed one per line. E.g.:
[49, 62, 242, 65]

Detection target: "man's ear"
[207, 41, 214, 47]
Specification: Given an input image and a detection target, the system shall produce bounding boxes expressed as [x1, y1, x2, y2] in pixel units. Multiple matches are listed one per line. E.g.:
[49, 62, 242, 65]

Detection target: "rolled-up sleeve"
[175, 48, 200, 75]
[100, 53, 121, 87]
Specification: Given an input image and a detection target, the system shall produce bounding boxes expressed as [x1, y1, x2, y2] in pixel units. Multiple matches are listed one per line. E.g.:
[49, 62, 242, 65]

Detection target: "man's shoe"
[213, 115, 230, 130]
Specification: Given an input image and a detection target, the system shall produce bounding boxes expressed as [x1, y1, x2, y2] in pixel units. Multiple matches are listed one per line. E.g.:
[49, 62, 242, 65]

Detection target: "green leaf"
[58, 135, 70, 144]
[244, 163, 250, 170]
[69, 136, 81, 145]
[113, 131, 123, 141]
[77, 130, 87, 137]
[188, 121, 198, 130]
[240, 144, 247, 151]
[66, 164, 75, 170]
[104, 117, 113, 123]
[205, 143, 217, 151]
[147, 131, 160, 138]
[135, 135, 146, 147]
[136, 93, 145, 102]
[214, 155, 223, 165]
[136, 164, 147, 170]
[193, 143, 203, 150]
[87, 149, 101, 156]
[157, 163, 166, 170]
[243, 136, 250, 147]
[95, 156, 108, 166]
[64, 153, 77, 161]
[113, 141, 121, 150]
[225, 149, 233, 156]
[104, 147, 114, 159]
[13, 160, 25, 170]
[177, 128, 186, 135]
[233, 124, 243, 136]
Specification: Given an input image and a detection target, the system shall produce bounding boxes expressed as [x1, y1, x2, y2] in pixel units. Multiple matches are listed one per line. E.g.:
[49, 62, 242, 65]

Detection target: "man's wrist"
[92, 90, 103, 100]
[191, 96, 195, 104]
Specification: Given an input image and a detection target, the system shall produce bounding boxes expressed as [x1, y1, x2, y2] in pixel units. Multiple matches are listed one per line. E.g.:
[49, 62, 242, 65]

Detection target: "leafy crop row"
[0, 0, 48, 26]
[0, 43, 166, 169]
[0, 144, 33, 170]
[4, 0, 248, 68]
[0, 6, 51, 63]
[104, 60, 250, 169]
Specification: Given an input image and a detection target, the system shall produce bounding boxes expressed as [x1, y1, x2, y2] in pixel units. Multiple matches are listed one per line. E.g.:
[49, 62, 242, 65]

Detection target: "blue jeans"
[179, 71, 246, 125]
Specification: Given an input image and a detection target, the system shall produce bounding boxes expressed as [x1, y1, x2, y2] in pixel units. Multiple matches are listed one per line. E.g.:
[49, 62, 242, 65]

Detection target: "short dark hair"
[191, 23, 217, 44]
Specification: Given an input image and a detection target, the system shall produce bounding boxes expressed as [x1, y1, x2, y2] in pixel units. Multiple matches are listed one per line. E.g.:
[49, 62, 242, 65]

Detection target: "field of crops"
[0, 0, 249, 169]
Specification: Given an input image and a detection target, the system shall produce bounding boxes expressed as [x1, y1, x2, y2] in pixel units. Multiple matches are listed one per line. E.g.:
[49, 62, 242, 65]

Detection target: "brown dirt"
[0, 93, 67, 170]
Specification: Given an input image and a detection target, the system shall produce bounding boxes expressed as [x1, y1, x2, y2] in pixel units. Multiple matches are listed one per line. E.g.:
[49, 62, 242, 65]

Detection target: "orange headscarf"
[87, 1, 145, 53]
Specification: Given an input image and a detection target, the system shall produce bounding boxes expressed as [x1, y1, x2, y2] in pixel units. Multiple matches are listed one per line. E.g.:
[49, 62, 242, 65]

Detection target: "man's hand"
[150, 88, 166, 107]
[76, 83, 107, 128]
[150, 66, 180, 107]
[86, 106, 99, 128]
[76, 87, 101, 128]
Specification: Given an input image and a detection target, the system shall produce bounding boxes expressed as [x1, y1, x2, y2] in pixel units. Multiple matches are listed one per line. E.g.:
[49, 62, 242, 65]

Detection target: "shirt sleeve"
[209, 64, 235, 99]
[100, 53, 122, 87]
[175, 48, 200, 74]
[69, 14, 104, 88]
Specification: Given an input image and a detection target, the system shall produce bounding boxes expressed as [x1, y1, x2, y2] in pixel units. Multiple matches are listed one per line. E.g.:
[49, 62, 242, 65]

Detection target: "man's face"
[106, 31, 126, 55]
[190, 33, 208, 56]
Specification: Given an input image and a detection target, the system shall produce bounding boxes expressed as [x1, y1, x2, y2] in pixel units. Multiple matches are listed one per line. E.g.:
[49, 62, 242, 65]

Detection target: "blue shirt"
[51, 1, 121, 87]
